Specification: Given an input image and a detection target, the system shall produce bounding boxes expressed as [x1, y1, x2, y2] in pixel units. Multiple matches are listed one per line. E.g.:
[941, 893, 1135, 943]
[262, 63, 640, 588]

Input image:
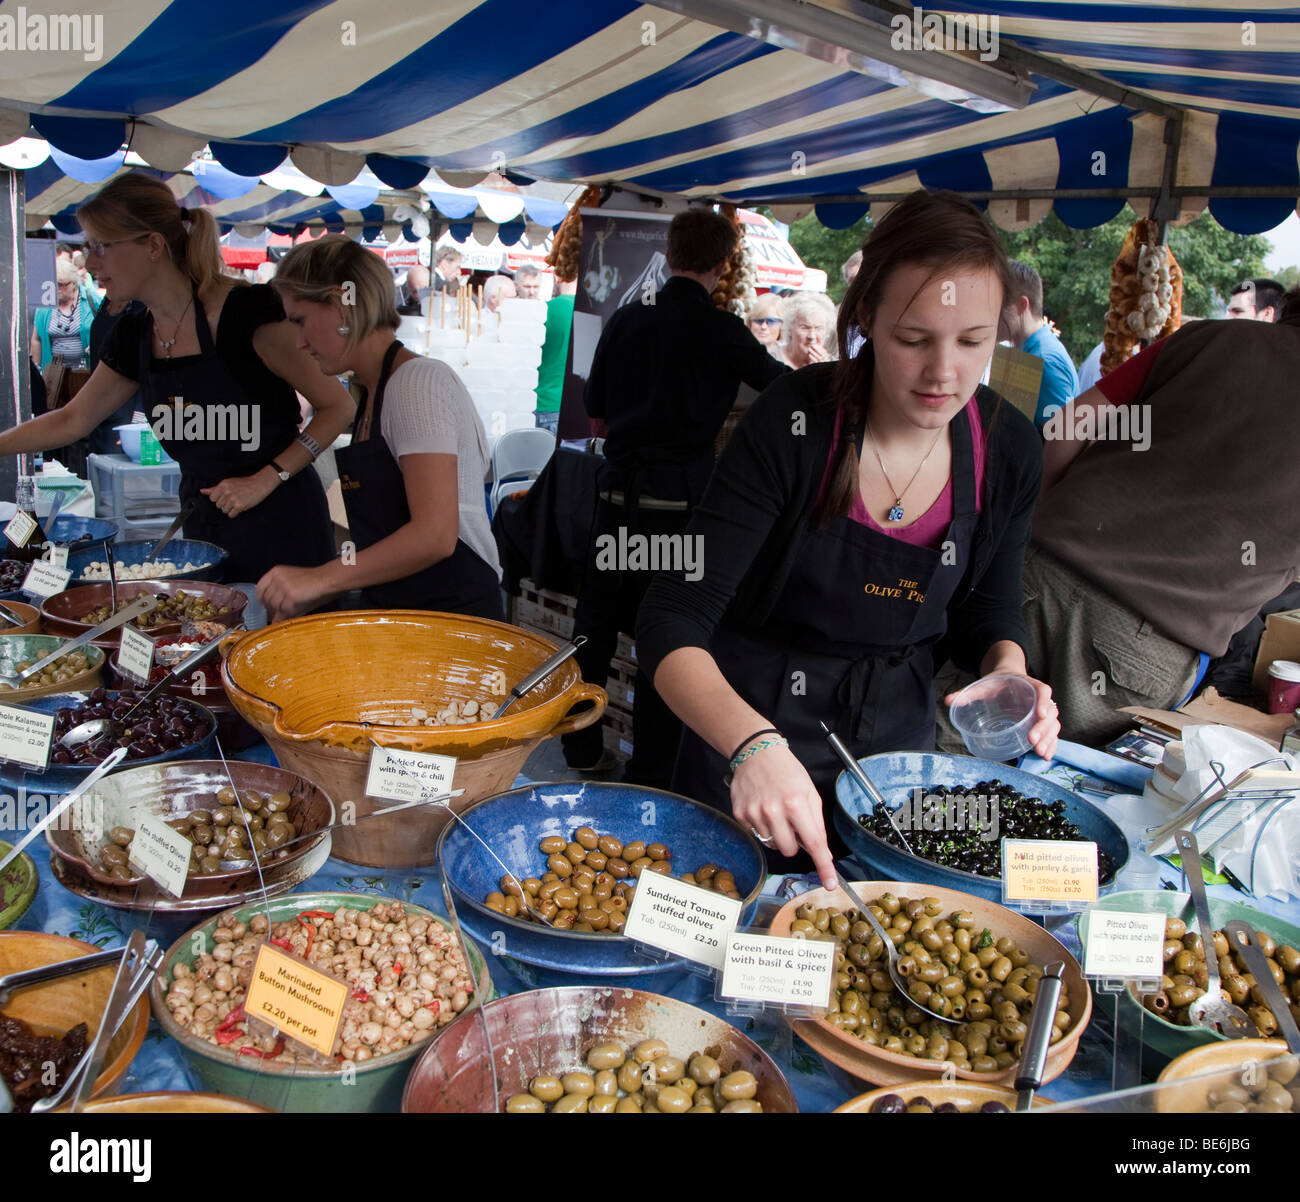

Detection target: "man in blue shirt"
[999, 260, 1079, 428]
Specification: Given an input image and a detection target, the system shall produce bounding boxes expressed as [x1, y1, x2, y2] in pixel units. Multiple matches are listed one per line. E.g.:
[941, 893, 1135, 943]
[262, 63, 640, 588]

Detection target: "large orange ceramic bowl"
[0, 931, 150, 1108]
[220, 611, 605, 867]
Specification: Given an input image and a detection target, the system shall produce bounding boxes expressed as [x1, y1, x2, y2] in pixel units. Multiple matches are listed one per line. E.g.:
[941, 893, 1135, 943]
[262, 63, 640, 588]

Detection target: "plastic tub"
[1266, 660, 1300, 714]
[114, 423, 175, 464]
[948, 673, 1037, 760]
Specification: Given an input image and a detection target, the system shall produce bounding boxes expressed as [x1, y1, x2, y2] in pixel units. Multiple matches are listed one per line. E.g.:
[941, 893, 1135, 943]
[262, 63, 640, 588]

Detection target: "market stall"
[1, 0, 1299, 1145]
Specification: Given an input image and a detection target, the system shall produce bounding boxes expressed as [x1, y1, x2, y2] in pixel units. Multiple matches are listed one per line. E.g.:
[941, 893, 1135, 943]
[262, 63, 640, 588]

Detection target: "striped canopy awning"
[1, 0, 1297, 232]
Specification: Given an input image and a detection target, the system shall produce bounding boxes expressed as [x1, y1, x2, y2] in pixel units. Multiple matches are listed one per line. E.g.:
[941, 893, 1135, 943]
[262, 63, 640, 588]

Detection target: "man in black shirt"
[563, 207, 787, 780]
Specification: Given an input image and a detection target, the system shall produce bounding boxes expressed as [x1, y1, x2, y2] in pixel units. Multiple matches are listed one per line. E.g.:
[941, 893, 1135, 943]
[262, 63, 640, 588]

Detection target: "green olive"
[505, 1093, 545, 1113]
[718, 1070, 757, 1101]
[528, 1074, 564, 1102]
[586, 1041, 625, 1070]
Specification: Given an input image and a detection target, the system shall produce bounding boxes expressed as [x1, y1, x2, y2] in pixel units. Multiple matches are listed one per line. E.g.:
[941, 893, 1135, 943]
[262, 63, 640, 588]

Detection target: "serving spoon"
[59, 632, 231, 751]
[832, 867, 953, 1023]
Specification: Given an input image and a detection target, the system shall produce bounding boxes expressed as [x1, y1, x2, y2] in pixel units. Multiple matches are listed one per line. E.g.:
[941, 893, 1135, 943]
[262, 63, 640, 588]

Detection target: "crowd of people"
[9, 176, 1298, 890]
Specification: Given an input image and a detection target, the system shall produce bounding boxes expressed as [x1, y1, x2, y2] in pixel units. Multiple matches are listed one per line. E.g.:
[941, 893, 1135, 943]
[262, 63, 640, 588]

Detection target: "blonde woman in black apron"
[256, 236, 502, 622]
[0, 174, 352, 582]
[637, 191, 1061, 889]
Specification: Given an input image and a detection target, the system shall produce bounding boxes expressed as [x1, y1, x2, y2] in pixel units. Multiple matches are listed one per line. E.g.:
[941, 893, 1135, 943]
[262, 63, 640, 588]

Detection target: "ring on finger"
[748, 825, 776, 848]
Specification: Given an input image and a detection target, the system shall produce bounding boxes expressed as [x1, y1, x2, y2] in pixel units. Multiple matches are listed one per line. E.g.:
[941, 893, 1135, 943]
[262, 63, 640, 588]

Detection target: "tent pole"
[0, 166, 32, 503]
[1150, 112, 1184, 243]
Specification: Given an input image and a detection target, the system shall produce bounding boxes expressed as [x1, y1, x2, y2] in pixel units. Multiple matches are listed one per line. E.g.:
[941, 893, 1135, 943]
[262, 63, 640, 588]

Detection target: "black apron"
[673, 406, 981, 828]
[336, 341, 503, 620]
[137, 291, 334, 583]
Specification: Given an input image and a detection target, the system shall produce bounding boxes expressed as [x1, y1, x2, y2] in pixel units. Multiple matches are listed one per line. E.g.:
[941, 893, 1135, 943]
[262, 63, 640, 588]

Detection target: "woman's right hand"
[729, 744, 837, 890]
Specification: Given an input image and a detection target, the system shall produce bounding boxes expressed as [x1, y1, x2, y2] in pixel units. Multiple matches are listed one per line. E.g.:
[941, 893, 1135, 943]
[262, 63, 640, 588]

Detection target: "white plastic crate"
[88, 453, 182, 521]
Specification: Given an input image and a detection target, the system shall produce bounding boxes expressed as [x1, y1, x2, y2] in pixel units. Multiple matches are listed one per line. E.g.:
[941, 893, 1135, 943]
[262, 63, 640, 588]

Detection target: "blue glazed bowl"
[0, 690, 218, 795]
[46, 516, 119, 556]
[69, 538, 227, 584]
[437, 782, 766, 991]
[832, 751, 1130, 903]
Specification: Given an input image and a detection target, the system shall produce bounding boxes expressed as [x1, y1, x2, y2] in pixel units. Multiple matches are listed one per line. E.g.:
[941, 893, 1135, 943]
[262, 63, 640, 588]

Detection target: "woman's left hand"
[201, 469, 276, 519]
[944, 672, 1060, 762]
[258, 565, 333, 623]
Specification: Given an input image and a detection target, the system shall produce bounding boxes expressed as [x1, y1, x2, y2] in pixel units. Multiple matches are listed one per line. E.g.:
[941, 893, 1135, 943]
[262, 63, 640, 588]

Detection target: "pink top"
[818, 399, 986, 550]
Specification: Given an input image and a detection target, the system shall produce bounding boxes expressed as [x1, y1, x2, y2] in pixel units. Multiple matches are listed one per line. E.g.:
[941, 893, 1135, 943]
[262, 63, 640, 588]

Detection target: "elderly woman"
[780, 291, 838, 368]
[745, 293, 784, 352]
[31, 258, 98, 371]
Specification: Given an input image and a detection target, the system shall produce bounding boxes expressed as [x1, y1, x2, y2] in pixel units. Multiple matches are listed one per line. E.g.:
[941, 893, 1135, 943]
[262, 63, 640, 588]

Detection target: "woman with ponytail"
[636, 190, 1060, 888]
[0, 173, 353, 582]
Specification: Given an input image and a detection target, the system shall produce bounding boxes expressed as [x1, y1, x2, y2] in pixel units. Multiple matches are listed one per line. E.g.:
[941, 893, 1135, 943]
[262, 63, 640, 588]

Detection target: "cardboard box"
[1253, 608, 1300, 694]
[602, 706, 634, 759]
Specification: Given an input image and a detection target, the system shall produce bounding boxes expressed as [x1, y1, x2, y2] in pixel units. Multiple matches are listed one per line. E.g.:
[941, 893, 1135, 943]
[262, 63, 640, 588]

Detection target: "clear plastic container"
[948, 673, 1038, 761]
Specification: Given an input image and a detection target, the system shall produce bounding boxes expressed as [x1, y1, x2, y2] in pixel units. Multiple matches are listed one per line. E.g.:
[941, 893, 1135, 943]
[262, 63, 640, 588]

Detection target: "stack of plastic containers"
[397, 296, 547, 444]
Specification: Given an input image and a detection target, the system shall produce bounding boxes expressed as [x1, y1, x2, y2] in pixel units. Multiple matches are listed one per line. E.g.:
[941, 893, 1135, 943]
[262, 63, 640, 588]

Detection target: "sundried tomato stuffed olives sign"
[245, 942, 349, 1058]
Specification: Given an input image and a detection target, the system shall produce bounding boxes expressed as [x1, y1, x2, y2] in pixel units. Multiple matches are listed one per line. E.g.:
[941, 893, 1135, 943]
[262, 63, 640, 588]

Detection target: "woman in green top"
[534, 279, 575, 436]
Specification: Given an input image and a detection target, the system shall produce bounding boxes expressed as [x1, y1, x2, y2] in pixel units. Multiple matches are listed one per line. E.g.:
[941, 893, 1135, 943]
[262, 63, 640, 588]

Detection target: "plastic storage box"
[87, 453, 182, 539]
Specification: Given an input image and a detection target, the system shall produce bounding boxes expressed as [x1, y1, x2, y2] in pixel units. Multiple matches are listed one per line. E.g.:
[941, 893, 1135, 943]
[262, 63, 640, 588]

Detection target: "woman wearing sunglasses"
[0, 174, 353, 583]
[746, 293, 785, 355]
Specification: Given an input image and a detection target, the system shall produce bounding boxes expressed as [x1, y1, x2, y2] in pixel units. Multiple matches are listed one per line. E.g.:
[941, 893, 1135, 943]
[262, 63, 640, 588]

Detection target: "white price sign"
[0, 704, 55, 769]
[4, 511, 38, 549]
[126, 812, 191, 898]
[720, 933, 836, 1010]
[21, 560, 71, 600]
[364, 746, 457, 802]
[46, 544, 68, 569]
[622, 871, 742, 971]
[1083, 910, 1167, 980]
[118, 624, 156, 685]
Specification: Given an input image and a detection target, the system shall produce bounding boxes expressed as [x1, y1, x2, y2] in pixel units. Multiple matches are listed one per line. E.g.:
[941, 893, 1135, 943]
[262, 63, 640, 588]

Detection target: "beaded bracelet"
[728, 735, 788, 773]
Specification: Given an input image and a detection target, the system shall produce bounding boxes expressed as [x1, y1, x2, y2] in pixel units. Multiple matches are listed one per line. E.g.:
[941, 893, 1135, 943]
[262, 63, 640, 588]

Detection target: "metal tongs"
[1176, 830, 1258, 1038]
[494, 636, 586, 718]
[30, 932, 162, 1113]
[1015, 960, 1065, 1110]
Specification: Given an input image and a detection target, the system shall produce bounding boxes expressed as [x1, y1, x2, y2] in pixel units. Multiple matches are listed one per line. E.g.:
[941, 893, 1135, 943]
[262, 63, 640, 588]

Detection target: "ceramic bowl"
[438, 782, 766, 990]
[0, 930, 149, 1107]
[41, 580, 246, 647]
[45, 759, 334, 896]
[60, 1090, 272, 1113]
[1076, 890, 1300, 1060]
[835, 1079, 1051, 1112]
[832, 751, 1130, 902]
[0, 634, 105, 700]
[68, 537, 227, 584]
[0, 839, 38, 930]
[402, 986, 797, 1112]
[0, 690, 218, 794]
[1153, 1038, 1294, 1113]
[151, 892, 494, 1113]
[220, 611, 606, 867]
[767, 881, 1091, 1088]
[0, 600, 42, 635]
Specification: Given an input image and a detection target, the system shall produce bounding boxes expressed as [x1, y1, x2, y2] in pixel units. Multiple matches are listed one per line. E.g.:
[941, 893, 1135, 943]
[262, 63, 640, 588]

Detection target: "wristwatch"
[268, 459, 291, 483]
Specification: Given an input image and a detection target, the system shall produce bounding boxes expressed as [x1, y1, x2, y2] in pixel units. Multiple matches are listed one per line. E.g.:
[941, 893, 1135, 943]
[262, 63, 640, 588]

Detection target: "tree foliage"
[767, 202, 1275, 361]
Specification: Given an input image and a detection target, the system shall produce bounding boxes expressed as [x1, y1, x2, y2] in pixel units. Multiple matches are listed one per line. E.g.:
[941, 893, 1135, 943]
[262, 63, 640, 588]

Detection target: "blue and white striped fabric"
[1, 0, 1297, 231]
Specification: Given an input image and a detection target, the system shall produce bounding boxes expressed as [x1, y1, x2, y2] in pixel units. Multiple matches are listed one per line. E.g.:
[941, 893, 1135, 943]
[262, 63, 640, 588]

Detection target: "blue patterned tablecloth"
[6, 742, 1298, 1111]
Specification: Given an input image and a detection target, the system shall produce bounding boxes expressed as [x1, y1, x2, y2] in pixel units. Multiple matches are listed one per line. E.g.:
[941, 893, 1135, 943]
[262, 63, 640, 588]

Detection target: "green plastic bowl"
[151, 891, 495, 1113]
[0, 839, 38, 930]
[1076, 890, 1300, 1060]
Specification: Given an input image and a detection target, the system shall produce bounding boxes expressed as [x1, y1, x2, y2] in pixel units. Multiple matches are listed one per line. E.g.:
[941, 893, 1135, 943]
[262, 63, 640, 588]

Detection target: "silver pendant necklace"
[154, 295, 195, 358]
[864, 417, 946, 522]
